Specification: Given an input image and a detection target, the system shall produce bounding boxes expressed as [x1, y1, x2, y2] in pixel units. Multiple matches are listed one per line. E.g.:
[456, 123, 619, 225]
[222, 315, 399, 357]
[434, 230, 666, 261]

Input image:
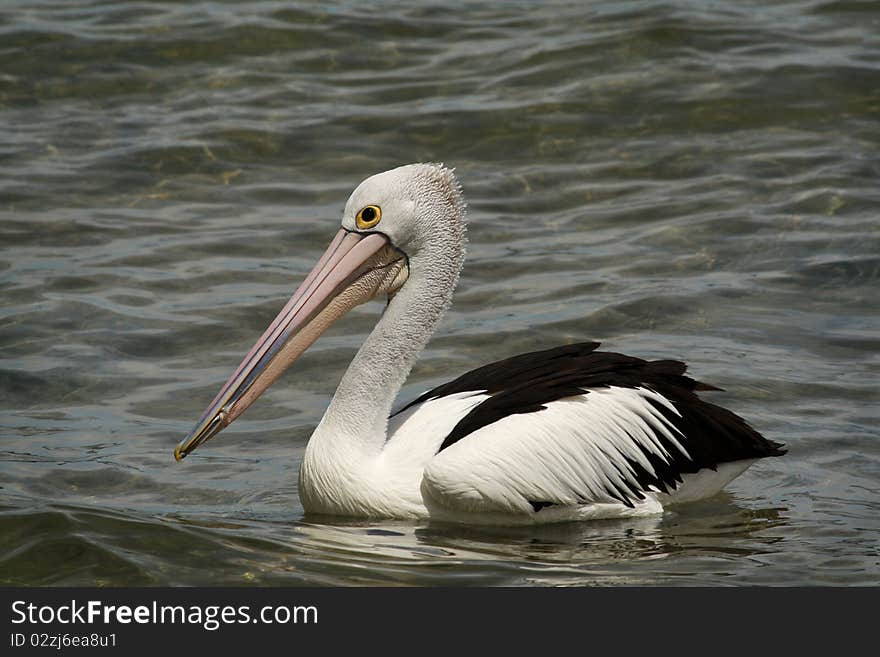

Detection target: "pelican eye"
[356, 205, 382, 229]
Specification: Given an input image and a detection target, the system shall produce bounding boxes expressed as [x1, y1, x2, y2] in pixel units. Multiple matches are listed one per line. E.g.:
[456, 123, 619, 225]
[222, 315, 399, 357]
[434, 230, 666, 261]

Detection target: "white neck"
[324, 258, 456, 446]
[299, 237, 464, 513]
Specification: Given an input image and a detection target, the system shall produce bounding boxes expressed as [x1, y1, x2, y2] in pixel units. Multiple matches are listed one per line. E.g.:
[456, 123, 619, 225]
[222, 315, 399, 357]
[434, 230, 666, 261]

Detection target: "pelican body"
[175, 164, 784, 524]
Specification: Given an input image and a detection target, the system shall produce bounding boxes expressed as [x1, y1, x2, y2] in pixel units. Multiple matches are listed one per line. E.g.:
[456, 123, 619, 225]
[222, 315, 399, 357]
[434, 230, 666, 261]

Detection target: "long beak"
[174, 228, 407, 461]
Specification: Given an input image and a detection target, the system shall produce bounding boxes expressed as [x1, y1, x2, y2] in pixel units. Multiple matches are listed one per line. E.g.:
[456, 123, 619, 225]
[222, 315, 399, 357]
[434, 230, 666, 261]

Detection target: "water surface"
[1, 0, 879, 586]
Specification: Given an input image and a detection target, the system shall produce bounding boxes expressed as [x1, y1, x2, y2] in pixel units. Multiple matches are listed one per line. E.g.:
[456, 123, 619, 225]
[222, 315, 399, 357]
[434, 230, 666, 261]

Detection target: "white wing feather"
[422, 386, 688, 514]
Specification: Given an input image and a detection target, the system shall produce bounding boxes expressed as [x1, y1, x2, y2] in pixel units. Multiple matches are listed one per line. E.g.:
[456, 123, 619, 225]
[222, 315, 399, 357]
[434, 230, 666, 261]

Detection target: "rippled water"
[2, 0, 879, 586]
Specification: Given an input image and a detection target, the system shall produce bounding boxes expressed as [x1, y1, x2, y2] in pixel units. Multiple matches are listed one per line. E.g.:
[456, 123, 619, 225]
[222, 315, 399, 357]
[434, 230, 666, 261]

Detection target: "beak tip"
[173, 445, 186, 462]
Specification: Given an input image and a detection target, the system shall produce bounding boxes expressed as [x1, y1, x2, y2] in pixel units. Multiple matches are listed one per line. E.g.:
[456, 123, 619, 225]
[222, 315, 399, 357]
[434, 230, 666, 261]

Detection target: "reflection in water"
[0, 496, 788, 586]
[257, 497, 789, 586]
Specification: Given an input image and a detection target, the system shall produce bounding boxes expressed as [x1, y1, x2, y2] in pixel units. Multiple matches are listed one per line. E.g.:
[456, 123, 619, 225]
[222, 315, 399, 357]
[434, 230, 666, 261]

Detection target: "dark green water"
[1, 1, 878, 586]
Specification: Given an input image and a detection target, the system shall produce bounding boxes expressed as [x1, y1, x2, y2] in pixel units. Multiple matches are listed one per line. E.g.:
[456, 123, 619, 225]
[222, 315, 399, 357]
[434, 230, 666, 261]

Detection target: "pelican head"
[174, 163, 466, 460]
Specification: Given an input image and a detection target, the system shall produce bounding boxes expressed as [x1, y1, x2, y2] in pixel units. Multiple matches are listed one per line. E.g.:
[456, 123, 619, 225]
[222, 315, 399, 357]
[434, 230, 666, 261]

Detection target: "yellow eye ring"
[355, 205, 382, 229]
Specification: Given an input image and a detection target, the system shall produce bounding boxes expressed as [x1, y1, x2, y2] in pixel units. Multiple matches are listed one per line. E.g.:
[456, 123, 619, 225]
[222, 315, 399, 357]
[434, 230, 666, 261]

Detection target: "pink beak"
[174, 228, 405, 461]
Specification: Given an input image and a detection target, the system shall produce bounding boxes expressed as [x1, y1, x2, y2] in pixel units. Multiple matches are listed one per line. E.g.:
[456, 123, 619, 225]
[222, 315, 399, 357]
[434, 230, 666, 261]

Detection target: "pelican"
[174, 163, 785, 524]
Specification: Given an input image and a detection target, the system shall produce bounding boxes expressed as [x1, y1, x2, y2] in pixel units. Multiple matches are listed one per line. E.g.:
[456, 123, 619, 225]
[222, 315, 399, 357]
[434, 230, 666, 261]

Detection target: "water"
[1, 0, 878, 586]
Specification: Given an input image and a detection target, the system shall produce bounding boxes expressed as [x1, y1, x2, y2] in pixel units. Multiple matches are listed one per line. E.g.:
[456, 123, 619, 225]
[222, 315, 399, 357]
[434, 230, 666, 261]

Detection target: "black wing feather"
[395, 342, 785, 506]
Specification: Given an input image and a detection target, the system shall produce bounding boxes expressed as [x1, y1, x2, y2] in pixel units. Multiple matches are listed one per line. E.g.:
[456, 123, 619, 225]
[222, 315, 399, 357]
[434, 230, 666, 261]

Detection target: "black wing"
[397, 342, 785, 504]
